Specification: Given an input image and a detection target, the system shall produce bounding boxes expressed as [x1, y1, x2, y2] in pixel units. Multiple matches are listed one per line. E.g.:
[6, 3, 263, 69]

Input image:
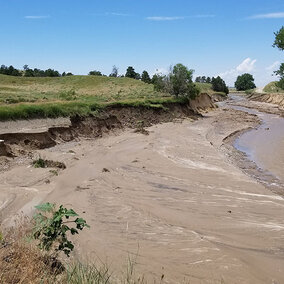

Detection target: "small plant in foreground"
[33, 203, 89, 257]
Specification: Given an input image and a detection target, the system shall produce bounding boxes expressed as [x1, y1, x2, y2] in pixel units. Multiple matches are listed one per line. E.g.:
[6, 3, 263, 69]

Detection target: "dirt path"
[1, 104, 284, 283]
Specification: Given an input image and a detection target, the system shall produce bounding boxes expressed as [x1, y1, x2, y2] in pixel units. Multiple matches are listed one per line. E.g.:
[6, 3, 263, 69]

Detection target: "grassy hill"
[0, 75, 215, 121]
[263, 81, 284, 94]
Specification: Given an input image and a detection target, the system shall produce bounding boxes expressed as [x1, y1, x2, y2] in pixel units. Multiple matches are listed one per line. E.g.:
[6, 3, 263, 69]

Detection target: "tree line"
[0, 62, 231, 95]
[0, 64, 73, 77]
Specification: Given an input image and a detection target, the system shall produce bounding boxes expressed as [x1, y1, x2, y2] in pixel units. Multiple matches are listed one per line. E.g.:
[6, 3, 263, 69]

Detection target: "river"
[225, 93, 284, 186]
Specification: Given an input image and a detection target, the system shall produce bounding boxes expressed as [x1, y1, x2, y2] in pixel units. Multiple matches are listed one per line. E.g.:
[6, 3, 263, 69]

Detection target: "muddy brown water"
[224, 94, 284, 185]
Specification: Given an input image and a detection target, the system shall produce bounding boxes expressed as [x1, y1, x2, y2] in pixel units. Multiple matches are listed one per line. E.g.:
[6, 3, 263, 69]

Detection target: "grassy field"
[0, 75, 215, 121]
[263, 81, 284, 94]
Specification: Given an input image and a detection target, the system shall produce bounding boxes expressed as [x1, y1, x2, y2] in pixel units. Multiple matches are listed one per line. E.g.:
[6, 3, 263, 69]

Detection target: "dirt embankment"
[0, 104, 196, 159]
[0, 93, 218, 159]
[248, 92, 284, 108]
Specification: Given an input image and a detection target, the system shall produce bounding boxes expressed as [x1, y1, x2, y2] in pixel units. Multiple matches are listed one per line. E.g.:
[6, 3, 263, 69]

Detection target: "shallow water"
[226, 94, 284, 182]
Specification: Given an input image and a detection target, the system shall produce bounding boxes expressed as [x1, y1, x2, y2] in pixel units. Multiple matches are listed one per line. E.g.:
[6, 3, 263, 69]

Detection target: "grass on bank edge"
[0, 97, 189, 121]
[263, 81, 284, 94]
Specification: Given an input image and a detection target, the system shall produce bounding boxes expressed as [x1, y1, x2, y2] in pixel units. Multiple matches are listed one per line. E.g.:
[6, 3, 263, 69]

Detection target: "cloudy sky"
[0, 0, 283, 86]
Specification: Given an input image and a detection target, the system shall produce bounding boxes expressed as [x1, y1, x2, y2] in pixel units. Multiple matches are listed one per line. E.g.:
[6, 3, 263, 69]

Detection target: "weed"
[33, 203, 89, 257]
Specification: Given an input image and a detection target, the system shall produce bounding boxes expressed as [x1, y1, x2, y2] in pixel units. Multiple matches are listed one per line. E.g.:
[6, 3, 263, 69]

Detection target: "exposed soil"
[1, 97, 284, 283]
[248, 92, 284, 109]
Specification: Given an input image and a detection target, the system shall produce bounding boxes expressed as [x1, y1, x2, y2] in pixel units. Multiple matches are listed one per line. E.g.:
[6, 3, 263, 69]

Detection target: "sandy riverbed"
[0, 100, 284, 283]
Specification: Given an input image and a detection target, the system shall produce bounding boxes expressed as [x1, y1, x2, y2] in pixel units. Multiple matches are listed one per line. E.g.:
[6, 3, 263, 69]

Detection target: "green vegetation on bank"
[263, 81, 284, 93]
[0, 64, 223, 121]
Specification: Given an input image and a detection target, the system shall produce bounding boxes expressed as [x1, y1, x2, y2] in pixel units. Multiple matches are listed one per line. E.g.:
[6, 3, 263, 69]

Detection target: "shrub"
[33, 203, 89, 257]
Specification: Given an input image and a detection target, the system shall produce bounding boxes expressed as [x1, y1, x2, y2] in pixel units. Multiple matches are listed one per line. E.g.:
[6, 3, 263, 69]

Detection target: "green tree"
[169, 63, 194, 97]
[152, 64, 199, 99]
[273, 27, 284, 90]
[151, 74, 166, 91]
[89, 70, 102, 76]
[212, 76, 229, 94]
[273, 26, 284, 51]
[125, 66, 137, 79]
[234, 73, 256, 91]
[141, 70, 151, 83]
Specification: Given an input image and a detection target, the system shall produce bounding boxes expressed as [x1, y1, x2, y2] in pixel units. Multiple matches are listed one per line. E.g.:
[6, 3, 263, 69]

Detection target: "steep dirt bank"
[248, 92, 284, 108]
[0, 103, 197, 159]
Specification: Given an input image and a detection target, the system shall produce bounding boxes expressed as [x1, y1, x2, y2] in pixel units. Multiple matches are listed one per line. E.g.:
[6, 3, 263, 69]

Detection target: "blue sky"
[0, 0, 284, 86]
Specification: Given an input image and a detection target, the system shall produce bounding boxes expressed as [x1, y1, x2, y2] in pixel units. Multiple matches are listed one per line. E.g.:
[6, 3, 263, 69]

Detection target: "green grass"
[0, 75, 218, 121]
[195, 82, 214, 94]
[263, 81, 284, 94]
[0, 75, 193, 121]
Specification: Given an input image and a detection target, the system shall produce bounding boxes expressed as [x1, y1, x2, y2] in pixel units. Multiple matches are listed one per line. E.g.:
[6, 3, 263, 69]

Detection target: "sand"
[0, 99, 284, 283]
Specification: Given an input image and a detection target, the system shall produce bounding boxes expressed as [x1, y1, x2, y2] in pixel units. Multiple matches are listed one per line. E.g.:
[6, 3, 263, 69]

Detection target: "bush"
[33, 203, 89, 257]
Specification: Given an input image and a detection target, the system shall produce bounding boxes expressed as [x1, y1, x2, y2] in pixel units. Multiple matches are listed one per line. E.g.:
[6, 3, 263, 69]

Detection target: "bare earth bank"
[1, 106, 284, 283]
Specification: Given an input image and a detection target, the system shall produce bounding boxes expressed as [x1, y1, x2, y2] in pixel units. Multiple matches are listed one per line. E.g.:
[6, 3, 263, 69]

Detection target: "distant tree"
[169, 63, 194, 97]
[125, 66, 137, 79]
[44, 69, 60, 77]
[151, 74, 166, 91]
[89, 70, 102, 76]
[66, 72, 73, 76]
[109, 65, 118, 77]
[195, 76, 201, 83]
[152, 63, 199, 99]
[212, 76, 229, 94]
[234, 73, 256, 91]
[141, 70, 151, 83]
[62, 72, 66, 77]
[206, 77, 211, 83]
[23, 64, 29, 71]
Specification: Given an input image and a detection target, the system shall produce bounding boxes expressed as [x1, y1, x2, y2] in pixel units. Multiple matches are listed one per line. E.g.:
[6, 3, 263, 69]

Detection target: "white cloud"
[247, 12, 284, 19]
[218, 58, 281, 87]
[24, 15, 50, 19]
[266, 61, 280, 71]
[146, 15, 215, 21]
[236, 58, 257, 72]
[150, 67, 169, 77]
[190, 14, 215, 18]
[146, 16, 184, 21]
[218, 58, 257, 86]
[105, 12, 130, 17]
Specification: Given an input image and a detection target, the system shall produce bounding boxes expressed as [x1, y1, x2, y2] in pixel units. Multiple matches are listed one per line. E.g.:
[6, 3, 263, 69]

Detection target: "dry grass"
[0, 221, 147, 284]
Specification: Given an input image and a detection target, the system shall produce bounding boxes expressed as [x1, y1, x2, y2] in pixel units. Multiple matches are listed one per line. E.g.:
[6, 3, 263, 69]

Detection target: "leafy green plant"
[33, 158, 46, 168]
[33, 203, 89, 257]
